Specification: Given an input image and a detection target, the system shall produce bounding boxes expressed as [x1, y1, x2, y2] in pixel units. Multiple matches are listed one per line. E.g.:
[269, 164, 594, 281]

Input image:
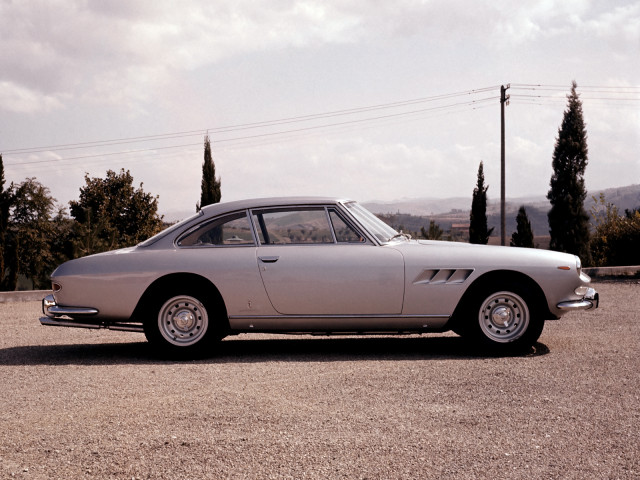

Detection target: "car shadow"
[0, 335, 550, 366]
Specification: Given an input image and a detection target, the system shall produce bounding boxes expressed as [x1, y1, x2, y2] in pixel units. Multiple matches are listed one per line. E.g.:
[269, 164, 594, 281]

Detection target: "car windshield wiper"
[389, 231, 412, 242]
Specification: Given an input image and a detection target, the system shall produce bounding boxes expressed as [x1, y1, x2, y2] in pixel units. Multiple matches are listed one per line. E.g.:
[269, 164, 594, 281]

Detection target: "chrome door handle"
[258, 256, 279, 263]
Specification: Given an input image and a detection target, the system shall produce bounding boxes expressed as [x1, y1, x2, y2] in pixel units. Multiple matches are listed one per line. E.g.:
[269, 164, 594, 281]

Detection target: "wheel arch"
[450, 269, 552, 328]
[131, 272, 229, 330]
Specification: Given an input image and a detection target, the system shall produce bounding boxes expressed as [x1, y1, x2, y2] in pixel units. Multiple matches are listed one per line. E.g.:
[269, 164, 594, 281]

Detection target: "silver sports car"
[41, 196, 598, 356]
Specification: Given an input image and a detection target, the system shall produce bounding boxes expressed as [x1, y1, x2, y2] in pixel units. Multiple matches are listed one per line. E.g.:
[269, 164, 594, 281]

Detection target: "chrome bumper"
[556, 288, 599, 311]
[42, 294, 99, 318]
[40, 294, 143, 332]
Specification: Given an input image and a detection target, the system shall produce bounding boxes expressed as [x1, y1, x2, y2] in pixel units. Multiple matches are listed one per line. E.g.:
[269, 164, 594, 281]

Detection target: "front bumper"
[556, 287, 599, 311]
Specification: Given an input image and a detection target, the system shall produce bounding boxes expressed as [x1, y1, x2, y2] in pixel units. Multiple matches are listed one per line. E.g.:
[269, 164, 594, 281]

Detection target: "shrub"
[590, 194, 640, 266]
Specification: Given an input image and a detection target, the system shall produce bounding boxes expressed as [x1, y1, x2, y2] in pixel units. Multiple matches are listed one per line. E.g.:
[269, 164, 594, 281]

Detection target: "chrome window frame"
[249, 204, 372, 247]
[338, 201, 398, 245]
[175, 209, 257, 248]
[327, 207, 368, 244]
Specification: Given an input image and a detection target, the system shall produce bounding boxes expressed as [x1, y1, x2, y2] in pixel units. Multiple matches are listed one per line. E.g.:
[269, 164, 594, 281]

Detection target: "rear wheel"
[460, 283, 544, 354]
[144, 291, 223, 358]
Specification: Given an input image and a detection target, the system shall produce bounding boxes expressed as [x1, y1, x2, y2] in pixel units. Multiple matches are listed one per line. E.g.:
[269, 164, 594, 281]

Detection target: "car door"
[252, 206, 404, 315]
[176, 210, 276, 316]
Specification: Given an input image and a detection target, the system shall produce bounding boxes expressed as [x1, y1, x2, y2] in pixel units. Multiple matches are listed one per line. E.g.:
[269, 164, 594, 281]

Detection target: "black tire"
[143, 290, 224, 358]
[460, 282, 544, 354]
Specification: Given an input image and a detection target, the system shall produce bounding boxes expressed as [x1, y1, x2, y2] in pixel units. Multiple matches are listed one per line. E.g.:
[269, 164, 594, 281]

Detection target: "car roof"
[199, 196, 354, 216]
[138, 196, 356, 248]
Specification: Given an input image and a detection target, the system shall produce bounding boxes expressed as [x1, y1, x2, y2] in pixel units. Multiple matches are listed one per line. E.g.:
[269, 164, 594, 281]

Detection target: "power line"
[511, 94, 640, 103]
[3, 86, 501, 155]
[511, 83, 640, 91]
[9, 103, 498, 175]
[4, 93, 499, 167]
[4, 83, 636, 171]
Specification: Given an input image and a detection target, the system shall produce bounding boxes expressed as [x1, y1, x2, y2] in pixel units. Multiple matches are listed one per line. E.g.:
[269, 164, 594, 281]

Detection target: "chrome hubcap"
[158, 295, 209, 347]
[491, 306, 513, 328]
[173, 311, 196, 331]
[479, 291, 529, 343]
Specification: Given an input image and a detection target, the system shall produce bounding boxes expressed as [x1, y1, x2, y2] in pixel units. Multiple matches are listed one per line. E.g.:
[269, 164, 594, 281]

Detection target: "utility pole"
[500, 84, 510, 246]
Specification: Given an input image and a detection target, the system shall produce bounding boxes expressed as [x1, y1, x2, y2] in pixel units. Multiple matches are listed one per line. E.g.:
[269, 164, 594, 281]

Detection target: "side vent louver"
[413, 268, 474, 285]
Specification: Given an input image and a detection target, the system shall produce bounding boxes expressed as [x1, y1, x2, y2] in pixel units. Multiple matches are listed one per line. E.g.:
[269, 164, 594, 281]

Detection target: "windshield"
[342, 201, 400, 244]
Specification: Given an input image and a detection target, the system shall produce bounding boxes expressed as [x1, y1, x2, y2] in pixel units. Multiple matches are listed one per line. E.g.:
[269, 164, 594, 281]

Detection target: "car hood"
[395, 239, 580, 270]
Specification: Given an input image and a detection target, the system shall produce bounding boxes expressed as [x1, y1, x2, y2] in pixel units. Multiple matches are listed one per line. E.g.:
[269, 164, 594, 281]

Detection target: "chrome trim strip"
[39, 317, 144, 332]
[40, 317, 101, 329]
[228, 313, 451, 332]
[175, 209, 257, 248]
[229, 314, 449, 320]
[105, 324, 144, 332]
[47, 305, 100, 316]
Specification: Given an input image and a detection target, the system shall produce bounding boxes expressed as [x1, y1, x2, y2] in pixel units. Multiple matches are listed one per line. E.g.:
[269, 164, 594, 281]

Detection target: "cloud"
[1, 0, 637, 213]
[207, 133, 488, 205]
[0, 81, 65, 113]
[2, 0, 637, 115]
[584, 2, 640, 46]
[0, 1, 368, 114]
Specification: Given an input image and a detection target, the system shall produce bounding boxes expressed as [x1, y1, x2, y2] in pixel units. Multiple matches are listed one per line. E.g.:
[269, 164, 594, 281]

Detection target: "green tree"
[547, 81, 591, 263]
[420, 220, 443, 240]
[469, 161, 494, 244]
[49, 208, 76, 268]
[69, 169, 164, 255]
[510, 206, 535, 248]
[7, 178, 58, 288]
[196, 135, 221, 211]
[590, 194, 640, 266]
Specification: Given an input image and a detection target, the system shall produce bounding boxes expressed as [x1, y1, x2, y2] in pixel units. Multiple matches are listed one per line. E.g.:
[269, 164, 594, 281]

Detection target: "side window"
[329, 210, 365, 243]
[252, 208, 334, 245]
[178, 212, 254, 247]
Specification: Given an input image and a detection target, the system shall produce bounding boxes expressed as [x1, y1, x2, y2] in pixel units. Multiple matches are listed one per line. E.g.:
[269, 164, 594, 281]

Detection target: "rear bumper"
[40, 294, 143, 332]
[556, 288, 599, 311]
[42, 294, 99, 318]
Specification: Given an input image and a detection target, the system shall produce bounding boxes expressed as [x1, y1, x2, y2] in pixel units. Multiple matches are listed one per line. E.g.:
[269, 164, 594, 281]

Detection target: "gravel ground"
[0, 282, 638, 479]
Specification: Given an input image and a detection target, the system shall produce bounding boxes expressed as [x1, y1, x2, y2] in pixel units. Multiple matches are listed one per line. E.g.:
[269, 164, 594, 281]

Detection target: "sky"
[1, 0, 639, 220]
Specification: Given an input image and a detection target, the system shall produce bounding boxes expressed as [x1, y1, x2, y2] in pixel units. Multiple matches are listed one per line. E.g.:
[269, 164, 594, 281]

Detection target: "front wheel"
[461, 284, 544, 354]
[144, 292, 222, 358]
[478, 290, 531, 344]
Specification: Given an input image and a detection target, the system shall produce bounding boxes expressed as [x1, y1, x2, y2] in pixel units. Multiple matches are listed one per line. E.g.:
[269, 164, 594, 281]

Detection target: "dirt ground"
[0, 282, 638, 479]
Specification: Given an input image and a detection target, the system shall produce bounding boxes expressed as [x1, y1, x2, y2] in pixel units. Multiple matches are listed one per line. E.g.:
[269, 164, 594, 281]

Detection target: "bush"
[590, 194, 640, 266]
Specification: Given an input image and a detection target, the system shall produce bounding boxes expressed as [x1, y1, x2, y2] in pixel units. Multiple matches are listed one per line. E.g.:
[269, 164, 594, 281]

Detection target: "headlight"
[575, 256, 582, 276]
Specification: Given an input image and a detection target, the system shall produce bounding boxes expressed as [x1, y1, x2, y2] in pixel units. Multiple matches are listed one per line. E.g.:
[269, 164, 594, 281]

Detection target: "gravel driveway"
[0, 282, 638, 479]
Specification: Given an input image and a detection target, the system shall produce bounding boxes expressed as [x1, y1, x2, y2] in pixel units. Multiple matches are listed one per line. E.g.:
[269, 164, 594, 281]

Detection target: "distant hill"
[365, 184, 640, 239]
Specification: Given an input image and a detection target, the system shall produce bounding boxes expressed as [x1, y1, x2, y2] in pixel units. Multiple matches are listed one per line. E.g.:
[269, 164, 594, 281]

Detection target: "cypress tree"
[547, 81, 590, 262]
[510, 205, 534, 248]
[197, 135, 221, 211]
[0, 154, 10, 289]
[469, 161, 494, 244]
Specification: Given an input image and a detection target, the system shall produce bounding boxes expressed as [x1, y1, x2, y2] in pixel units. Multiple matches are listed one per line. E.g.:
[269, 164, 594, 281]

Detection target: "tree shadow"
[0, 335, 550, 366]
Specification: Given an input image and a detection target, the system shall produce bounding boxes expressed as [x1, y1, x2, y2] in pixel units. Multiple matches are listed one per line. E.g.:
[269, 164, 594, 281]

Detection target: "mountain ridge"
[363, 184, 640, 239]
[363, 184, 640, 217]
